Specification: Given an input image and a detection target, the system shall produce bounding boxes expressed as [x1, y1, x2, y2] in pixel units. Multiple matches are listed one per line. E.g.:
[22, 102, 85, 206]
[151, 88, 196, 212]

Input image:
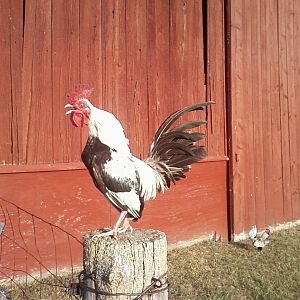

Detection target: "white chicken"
[249, 225, 270, 252]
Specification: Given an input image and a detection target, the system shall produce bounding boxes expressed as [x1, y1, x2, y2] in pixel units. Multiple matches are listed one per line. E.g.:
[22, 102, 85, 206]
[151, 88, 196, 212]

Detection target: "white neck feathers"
[88, 107, 131, 154]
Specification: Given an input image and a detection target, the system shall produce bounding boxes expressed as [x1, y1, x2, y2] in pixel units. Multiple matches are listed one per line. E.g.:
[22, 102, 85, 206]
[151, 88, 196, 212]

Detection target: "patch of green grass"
[168, 225, 300, 300]
[2, 225, 300, 299]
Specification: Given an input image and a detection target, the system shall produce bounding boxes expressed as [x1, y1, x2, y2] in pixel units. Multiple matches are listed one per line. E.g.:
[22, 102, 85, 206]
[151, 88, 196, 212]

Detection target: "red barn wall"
[0, 160, 227, 278]
[0, 0, 227, 278]
[230, 0, 300, 236]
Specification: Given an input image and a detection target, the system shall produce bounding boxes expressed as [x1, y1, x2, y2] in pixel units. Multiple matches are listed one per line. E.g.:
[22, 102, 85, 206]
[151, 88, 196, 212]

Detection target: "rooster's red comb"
[67, 85, 94, 104]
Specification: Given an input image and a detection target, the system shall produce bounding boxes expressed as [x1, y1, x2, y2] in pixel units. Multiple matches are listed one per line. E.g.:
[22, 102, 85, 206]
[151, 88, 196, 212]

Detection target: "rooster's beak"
[65, 103, 74, 115]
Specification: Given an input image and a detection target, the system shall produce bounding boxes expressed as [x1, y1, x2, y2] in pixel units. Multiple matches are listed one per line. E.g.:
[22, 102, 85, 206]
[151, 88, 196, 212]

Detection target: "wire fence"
[0, 196, 83, 299]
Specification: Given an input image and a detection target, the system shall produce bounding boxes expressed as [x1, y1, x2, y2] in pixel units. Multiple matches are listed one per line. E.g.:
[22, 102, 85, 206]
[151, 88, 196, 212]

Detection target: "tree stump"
[82, 228, 168, 300]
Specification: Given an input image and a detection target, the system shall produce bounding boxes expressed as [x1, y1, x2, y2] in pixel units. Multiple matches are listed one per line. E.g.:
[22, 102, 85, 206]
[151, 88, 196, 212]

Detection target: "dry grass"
[2, 225, 300, 299]
[168, 225, 300, 300]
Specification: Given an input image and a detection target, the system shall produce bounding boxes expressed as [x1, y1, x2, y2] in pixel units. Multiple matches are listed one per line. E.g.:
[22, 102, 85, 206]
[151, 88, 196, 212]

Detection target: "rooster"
[65, 85, 213, 237]
[249, 225, 270, 252]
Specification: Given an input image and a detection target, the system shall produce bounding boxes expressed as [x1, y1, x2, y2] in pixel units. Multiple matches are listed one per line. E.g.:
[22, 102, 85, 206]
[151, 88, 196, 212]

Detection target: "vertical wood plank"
[101, 0, 127, 133]
[10, 0, 23, 165]
[0, 0, 22, 165]
[52, 0, 81, 163]
[170, 0, 188, 112]
[278, 0, 293, 222]
[293, 0, 300, 219]
[23, 0, 53, 164]
[125, 0, 149, 158]
[207, 0, 227, 157]
[231, 0, 246, 232]
[268, 0, 284, 225]
[22, 0, 35, 164]
[146, 0, 171, 141]
[285, 0, 298, 221]
[260, 0, 274, 229]
[245, 0, 254, 230]
[0, 0, 12, 165]
[251, 0, 265, 228]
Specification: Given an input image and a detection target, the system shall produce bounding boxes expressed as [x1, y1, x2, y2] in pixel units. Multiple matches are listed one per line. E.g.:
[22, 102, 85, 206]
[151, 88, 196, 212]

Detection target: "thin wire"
[74, 271, 169, 298]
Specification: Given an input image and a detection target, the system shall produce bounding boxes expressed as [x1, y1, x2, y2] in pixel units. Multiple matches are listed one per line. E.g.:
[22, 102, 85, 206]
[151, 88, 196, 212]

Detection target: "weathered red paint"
[230, 0, 300, 234]
[0, 160, 227, 278]
[0, 0, 229, 282]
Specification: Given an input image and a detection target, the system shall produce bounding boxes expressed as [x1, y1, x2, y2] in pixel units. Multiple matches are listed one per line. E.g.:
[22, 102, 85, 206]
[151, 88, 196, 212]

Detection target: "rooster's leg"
[112, 211, 128, 233]
[119, 217, 133, 233]
[92, 211, 128, 238]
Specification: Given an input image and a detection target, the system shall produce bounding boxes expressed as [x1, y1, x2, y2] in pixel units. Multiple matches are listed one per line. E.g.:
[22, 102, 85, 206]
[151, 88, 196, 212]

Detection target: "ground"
[169, 225, 300, 300]
[2, 225, 300, 299]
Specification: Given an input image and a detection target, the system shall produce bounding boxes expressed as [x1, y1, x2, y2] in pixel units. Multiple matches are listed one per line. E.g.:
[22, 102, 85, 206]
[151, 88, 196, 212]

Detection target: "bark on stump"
[82, 228, 168, 300]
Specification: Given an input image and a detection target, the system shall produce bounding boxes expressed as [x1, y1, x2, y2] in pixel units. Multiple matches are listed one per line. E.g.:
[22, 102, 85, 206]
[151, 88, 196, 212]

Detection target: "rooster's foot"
[118, 224, 133, 234]
[91, 228, 119, 240]
[91, 211, 132, 240]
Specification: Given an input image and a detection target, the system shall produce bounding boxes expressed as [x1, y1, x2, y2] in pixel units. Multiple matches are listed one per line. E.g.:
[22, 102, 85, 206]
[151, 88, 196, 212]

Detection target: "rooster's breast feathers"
[82, 136, 146, 219]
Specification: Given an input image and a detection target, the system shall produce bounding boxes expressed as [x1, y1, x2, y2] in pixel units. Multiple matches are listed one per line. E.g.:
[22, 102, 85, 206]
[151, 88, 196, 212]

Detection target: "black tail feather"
[152, 102, 212, 144]
[173, 120, 207, 132]
[167, 146, 207, 167]
[146, 102, 213, 189]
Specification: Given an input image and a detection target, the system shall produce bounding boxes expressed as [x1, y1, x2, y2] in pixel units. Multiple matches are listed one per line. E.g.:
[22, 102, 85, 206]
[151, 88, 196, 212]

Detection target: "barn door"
[229, 0, 300, 238]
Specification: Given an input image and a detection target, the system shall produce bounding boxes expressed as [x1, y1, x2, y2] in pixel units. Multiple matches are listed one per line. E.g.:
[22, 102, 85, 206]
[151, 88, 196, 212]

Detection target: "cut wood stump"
[82, 228, 168, 300]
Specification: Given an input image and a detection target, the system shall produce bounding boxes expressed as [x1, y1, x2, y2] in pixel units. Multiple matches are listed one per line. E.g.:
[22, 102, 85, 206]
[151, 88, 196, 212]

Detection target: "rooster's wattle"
[65, 85, 213, 236]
